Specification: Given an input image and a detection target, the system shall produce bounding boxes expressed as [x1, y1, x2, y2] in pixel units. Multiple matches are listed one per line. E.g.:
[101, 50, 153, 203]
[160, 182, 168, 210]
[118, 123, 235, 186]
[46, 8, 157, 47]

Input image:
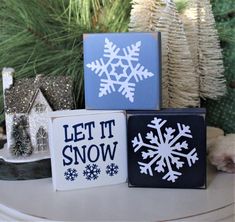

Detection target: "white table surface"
[0, 165, 234, 222]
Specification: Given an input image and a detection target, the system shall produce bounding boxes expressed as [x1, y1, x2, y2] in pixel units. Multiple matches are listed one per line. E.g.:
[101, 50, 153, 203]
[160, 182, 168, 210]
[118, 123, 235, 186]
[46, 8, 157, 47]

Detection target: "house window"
[35, 103, 46, 113]
[36, 127, 48, 151]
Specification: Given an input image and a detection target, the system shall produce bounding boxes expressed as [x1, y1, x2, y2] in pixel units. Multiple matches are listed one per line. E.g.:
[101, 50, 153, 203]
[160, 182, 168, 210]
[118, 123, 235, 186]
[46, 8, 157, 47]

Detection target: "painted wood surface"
[84, 32, 161, 110]
[48, 110, 127, 190]
[127, 109, 206, 188]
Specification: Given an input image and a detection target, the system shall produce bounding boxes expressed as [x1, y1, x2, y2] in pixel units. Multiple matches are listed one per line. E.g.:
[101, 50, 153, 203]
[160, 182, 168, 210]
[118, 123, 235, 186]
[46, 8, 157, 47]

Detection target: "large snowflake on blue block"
[83, 164, 101, 180]
[106, 163, 119, 176]
[64, 168, 78, 181]
[132, 118, 199, 183]
[86, 38, 155, 102]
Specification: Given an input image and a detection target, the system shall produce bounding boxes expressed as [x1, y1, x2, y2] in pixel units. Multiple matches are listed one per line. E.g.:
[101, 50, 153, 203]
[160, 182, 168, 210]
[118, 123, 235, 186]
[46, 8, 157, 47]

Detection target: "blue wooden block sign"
[83, 32, 161, 110]
[48, 110, 127, 191]
[127, 109, 206, 189]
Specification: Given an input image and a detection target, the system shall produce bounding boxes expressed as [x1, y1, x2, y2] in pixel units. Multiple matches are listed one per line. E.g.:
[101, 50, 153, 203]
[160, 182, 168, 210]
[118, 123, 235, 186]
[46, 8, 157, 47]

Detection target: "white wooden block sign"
[48, 110, 127, 191]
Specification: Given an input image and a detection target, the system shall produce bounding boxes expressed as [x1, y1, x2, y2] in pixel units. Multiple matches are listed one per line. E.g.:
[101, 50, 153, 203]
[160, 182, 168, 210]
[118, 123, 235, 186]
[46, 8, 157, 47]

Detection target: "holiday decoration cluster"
[1, 0, 216, 188]
[1, 0, 231, 136]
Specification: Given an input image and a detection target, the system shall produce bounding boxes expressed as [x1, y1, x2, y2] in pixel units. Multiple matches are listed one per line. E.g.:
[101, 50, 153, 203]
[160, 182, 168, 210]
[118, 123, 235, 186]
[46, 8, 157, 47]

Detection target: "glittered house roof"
[4, 75, 74, 114]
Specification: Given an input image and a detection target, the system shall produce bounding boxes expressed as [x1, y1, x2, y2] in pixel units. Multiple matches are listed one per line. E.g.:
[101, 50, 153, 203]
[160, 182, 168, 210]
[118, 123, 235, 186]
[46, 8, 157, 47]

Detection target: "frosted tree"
[129, 0, 170, 107]
[129, 0, 200, 108]
[10, 115, 33, 157]
[166, 1, 200, 107]
[182, 0, 226, 99]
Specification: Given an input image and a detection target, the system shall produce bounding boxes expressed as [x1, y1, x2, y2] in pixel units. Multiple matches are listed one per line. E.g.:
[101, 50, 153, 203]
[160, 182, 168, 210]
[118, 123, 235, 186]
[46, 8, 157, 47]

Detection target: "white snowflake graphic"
[106, 163, 119, 176]
[132, 117, 199, 183]
[86, 38, 155, 102]
[64, 168, 78, 181]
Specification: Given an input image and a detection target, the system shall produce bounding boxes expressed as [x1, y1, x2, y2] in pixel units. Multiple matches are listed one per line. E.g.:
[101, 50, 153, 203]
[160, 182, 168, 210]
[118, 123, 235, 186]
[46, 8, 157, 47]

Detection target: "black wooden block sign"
[127, 109, 206, 189]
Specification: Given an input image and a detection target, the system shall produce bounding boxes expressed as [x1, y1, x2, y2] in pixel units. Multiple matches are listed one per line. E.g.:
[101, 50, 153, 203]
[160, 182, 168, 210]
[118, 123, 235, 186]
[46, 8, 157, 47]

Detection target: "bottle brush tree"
[10, 115, 33, 157]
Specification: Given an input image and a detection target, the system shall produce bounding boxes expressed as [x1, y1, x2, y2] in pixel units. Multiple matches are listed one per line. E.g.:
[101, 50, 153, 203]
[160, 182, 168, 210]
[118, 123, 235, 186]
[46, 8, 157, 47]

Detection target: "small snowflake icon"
[86, 38, 155, 102]
[132, 118, 199, 183]
[64, 168, 78, 181]
[106, 163, 119, 176]
[83, 164, 101, 180]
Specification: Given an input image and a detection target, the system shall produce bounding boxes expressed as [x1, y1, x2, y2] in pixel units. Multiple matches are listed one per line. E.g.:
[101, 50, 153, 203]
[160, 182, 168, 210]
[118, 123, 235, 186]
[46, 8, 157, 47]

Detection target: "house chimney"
[2, 67, 14, 91]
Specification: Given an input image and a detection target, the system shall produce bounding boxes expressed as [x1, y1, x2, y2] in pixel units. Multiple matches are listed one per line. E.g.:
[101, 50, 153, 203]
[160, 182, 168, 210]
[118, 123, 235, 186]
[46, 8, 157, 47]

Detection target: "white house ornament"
[1, 67, 74, 163]
[84, 32, 161, 110]
[48, 110, 127, 191]
[127, 109, 206, 189]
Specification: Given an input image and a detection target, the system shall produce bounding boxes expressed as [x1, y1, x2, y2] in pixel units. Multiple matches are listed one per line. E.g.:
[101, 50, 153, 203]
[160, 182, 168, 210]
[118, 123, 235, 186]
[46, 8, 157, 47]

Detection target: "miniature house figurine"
[1, 68, 74, 162]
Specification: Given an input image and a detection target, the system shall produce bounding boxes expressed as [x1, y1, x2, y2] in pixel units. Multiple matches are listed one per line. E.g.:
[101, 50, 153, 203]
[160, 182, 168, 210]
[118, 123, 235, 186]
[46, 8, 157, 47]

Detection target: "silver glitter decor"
[5, 75, 74, 114]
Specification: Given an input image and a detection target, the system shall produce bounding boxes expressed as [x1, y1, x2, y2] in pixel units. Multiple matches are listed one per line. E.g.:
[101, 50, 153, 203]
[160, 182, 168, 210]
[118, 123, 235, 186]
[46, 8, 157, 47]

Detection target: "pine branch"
[27, 27, 54, 49]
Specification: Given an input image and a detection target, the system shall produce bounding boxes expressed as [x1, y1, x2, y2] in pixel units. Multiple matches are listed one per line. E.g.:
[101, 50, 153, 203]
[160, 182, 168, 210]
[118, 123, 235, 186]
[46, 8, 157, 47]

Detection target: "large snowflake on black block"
[106, 163, 119, 176]
[83, 164, 101, 180]
[64, 168, 78, 181]
[132, 117, 199, 183]
[86, 38, 154, 102]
